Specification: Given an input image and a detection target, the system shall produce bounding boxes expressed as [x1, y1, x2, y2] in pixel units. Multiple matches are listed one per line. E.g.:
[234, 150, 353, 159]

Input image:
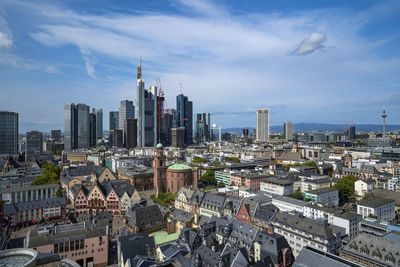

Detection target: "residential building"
[303, 187, 339, 207]
[96, 108, 103, 140]
[354, 179, 374, 198]
[175, 188, 204, 214]
[271, 195, 308, 213]
[0, 111, 18, 155]
[230, 173, 267, 190]
[199, 193, 225, 217]
[118, 100, 135, 133]
[357, 198, 395, 222]
[25, 219, 109, 267]
[109, 111, 119, 131]
[284, 121, 293, 140]
[260, 178, 294, 195]
[4, 197, 66, 226]
[272, 212, 344, 257]
[301, 177, 333, 192]
[176, 93, 193, 146]
[329, 212, 362, 240]
[215, 170, 231, 186]
[25, 131, 43, 162]
[64, 103, 90, 150]
[340, 232, 400, 267]
[125, 204, 166, 233]
[256, 109, 269, 142]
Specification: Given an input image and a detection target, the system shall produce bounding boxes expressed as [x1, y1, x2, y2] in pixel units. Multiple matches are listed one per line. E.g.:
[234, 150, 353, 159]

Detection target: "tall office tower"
[195, 113, 210, 144]
[109, 111, 119, 131]
[0, 111, 18, 155]
[89, 108, 97, 147]
[137, 62, 157, 147]
[171, 127, 185, 148]
[25, 131, 43, 161]
[176, 94, 193, 145]
[349, 126, 356, 140]
[124, 118, 137, 149]
[256, 109, 269, 142]
[242, 129, 249, 137]
[110, 129, 123, 147]
[284, 121, 293, 140]
[118, 100, 135, 132]
[64, 103, 90, 150]
[50, 130, 61, 141]
[211, 124, 222, 142]
[96, 109, 103, 140]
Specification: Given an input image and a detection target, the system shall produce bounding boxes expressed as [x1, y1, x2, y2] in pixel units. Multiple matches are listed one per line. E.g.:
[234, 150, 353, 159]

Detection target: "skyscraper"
[50, 130, 61, 141]
[96, 108, 103, 140]
[284, 121, 293, 140]
[0, 111, 18, 155]
[195, 113, 210, 144]
[177, 94, 193, 145]
[90, 109, 97, 147]
[124, 118, 137, 149]
[256, 109, 269, 142]
[137, 62, 157, 147]
[118, 100, 135, 132]
[109, 111, 119, 131]
[26, 131, 43, 161]
[64, 103, 90, 150]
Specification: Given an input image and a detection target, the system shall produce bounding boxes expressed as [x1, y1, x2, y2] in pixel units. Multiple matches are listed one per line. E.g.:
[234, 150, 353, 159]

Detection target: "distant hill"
[223, 123, 400, 133]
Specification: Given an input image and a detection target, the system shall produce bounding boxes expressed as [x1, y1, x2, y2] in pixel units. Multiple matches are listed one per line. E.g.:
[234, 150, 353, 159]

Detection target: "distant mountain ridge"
[223, 123, 400, 133]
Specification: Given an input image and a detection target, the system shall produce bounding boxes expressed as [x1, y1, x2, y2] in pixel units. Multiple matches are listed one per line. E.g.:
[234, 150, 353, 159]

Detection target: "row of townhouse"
[69, 179, 141, 216]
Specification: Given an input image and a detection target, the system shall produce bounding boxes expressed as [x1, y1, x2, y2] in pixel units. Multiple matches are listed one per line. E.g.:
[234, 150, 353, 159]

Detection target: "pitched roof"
[294, 246, 362, 267]
[126, 205, 165, 230]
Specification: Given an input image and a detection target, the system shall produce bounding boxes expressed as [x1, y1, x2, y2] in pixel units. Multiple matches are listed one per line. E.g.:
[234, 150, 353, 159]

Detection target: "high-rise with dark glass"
[177, 94, 193, 145]
[118, 100, 135, 132]
[64, 103, 90, 150]
[109, 111, 119, 131]
[0, 111, 18, 155]
[90, 108, 97, 146]
[195, 113, 210, 144]
[137, 62, 157, 147]
[96, 108, 103, 140]
[26, 131, 43, 161]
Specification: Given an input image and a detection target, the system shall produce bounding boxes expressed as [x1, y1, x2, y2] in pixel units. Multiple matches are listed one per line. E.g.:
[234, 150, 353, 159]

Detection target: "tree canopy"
[225, 156, 240, 163]
[201, 170, 216, 186]
[192, 156, 207, 164]
[31, 162, 61, 186]
[285, 161, 317, 171]
[333, 175, 358, 204]
[150, 192, 175, 206]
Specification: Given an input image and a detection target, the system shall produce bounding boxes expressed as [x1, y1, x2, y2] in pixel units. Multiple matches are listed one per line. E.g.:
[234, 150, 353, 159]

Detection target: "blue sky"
[0, 0, 399, 132]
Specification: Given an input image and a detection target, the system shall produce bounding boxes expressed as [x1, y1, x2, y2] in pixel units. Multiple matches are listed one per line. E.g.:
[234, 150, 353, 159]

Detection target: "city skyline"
[0, 0, 400, 132]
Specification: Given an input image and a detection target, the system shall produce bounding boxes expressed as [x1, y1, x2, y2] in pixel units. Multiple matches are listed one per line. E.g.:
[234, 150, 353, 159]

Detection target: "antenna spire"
[180, 82, 183, 94]
[137, 56, 142, 79]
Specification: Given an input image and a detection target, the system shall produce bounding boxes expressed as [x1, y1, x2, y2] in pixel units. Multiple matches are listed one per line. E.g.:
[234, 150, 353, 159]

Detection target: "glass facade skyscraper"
[26, 131, 43, 161]
[176, 94, 193, 145]
[90, 109, 97, 146]
[118, 100, 135, 133]
[64, 103, 90, 150]
[195, 113, 210, 144]
[0, 111, 18, 155]
[109, 111, 119, 131]
[96, 108, 103, 140]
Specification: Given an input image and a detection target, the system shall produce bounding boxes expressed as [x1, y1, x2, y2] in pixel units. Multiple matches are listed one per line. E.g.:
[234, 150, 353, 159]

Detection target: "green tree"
[31, 162, 61, 186]
[333, 175, 358, 204]
[192, 156, 207, 164]
[56, 186, 64, 197]
[225, 156, 240, 163]
[288, 188, 303, 200]
[218, 182, 226, 188]
[201, 170, 216, 185]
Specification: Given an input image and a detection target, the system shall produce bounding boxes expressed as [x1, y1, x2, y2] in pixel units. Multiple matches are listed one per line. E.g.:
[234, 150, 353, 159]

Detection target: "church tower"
[153, 143, 167, 195]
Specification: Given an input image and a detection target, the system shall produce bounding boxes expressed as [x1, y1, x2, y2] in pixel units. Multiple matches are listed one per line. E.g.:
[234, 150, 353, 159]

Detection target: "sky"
[0, 0, 399, 132]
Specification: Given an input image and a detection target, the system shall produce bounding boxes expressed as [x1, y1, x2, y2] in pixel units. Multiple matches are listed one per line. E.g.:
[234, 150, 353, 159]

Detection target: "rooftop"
[306, 187, 338, 195]
[357, 197, 395, 208]
[168, 163, 193, 171]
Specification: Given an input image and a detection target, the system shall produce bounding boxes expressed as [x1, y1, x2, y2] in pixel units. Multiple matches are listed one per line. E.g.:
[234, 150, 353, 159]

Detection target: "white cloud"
[0, 32, 12, 48]
[291, 32, 326, 55]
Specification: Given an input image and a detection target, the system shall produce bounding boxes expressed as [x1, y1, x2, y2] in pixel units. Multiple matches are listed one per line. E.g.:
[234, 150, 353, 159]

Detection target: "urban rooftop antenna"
[137, 56, 142, 79]
[179, 82, 183, 94]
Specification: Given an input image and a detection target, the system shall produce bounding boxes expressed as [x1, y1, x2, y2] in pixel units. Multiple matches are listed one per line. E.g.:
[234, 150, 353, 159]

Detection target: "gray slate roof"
[294, 246, 362, 267]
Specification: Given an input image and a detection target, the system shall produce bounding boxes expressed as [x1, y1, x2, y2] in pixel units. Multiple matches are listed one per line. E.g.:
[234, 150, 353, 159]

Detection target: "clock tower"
[153, 143, 167, 195]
